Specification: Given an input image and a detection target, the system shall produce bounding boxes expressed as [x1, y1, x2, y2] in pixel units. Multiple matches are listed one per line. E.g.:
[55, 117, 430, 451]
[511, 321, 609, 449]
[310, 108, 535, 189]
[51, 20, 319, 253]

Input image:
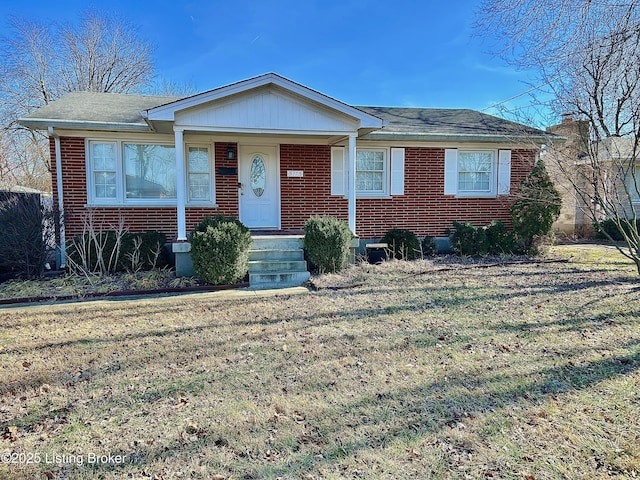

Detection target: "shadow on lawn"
[3, 262, 639, 478]
[3, 265, 637, 391]
[71, 338, 640, 479]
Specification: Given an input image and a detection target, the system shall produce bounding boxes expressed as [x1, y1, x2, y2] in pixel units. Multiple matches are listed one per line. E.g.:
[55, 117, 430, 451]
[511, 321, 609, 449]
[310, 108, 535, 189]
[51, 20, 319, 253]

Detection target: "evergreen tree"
[510, 160, 562, 253]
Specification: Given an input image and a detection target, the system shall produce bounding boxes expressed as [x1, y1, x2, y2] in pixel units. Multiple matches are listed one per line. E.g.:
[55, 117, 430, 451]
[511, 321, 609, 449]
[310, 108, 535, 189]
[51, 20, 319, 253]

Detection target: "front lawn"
[1, 245, 639, 479]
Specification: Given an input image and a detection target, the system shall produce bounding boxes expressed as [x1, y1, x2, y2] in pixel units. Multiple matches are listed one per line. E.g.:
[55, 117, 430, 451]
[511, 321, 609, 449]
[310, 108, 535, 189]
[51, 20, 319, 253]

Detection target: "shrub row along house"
[19, 73, 548, 284]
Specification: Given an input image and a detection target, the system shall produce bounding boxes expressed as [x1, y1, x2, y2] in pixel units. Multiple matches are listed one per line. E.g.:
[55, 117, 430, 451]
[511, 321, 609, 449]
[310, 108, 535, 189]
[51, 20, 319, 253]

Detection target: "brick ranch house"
[20, 73, 548, 284]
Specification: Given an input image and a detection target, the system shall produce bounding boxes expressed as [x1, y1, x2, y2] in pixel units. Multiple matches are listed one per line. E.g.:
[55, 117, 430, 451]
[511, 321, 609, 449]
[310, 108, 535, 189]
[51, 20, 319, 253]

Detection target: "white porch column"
[174, 127, 187, 241]
[347, 134, 357, 234]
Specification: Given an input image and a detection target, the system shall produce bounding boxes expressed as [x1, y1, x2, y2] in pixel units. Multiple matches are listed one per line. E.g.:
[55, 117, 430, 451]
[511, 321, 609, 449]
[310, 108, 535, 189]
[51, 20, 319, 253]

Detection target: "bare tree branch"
[0, 9, 156, 192]
[476, 0, 640, 274]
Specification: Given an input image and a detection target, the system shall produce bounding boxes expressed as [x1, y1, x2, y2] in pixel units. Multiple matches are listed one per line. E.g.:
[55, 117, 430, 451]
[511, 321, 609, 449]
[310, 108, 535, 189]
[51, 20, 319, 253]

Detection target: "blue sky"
[0, 0, 553, 125]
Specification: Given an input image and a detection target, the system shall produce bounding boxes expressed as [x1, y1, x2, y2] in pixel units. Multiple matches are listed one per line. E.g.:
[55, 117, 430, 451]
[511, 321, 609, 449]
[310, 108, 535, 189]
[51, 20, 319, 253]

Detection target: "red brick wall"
[53, 137, 535, 242]
[279, 144, 534, 238]
[53, 138, 239, 241]
[356, 147, 534, 238]
[280, 144, 348, 229]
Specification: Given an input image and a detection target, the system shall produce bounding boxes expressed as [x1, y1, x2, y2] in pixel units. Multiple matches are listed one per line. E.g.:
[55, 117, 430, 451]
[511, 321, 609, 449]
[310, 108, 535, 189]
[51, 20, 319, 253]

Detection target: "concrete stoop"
[249, 236, 310, 289]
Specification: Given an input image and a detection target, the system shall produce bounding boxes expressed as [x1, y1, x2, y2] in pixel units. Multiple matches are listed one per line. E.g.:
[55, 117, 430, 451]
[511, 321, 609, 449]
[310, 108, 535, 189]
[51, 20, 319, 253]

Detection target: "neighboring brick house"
[20, 73, 547, 273]
[546, 117, 640, 236]
[545, 117, 592, 235]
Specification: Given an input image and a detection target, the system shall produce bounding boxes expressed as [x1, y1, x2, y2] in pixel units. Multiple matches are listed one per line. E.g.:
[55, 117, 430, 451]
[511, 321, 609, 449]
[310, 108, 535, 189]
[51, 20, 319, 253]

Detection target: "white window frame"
[86, 139, 216, 207]
[185, 144, 215, 205]
[456, 149, 496, 197]
[355, 147, 389, 197]
[87, 141, 119, 204]
[122, 142, 177, 203]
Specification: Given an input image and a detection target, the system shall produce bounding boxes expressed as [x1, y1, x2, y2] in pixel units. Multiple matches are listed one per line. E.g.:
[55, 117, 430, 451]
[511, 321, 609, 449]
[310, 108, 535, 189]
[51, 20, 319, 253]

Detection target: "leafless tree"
[147, 78, 197, 98]
[58, 11, 154, 94]
[476, 0, 640, 274]
[0, 9, 155, 192]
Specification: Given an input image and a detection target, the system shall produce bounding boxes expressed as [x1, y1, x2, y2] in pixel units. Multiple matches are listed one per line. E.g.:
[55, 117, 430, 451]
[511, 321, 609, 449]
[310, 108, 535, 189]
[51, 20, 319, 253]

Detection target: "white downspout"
[48, 127, 66, 268]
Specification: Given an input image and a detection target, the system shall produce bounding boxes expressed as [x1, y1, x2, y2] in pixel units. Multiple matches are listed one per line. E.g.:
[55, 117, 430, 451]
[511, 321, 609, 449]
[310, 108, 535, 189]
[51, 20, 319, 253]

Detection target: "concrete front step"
[248, 235, 309, 289]
[249, 249, 304, 261]
[249, 271, 311, 290]
[249, 260, 308, 273]
[251, 235, 304, 251]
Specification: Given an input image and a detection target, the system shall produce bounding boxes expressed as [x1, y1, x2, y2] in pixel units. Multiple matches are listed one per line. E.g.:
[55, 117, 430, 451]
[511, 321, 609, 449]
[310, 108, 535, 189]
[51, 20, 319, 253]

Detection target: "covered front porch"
[147, 74, 382, 283]
[144, 73, 384, 243]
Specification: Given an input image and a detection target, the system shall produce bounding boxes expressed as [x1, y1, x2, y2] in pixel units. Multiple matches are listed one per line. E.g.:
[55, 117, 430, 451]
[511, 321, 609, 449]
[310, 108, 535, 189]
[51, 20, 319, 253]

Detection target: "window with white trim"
[444, 148, 511, 197]
[330, 146, 405, 197]
[458, 150, 494, 193]
[86, 140, 214, 205]
[90, 142, 117, 200]
[187, 146, 212, 202]
[356, 149, 386, 194]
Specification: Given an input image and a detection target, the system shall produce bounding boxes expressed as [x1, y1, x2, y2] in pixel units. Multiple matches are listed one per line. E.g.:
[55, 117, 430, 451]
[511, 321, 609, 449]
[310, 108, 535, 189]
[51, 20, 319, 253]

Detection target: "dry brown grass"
[1, 245, 639, 479]
[0, 269, 202, 302]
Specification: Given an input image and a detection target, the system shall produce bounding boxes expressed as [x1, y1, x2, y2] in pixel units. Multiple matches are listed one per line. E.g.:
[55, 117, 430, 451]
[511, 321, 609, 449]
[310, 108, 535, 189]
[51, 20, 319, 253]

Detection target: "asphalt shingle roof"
[20, 92, 179, 127]
[20, 92, 549, 141]
[357, 106, 547, 139]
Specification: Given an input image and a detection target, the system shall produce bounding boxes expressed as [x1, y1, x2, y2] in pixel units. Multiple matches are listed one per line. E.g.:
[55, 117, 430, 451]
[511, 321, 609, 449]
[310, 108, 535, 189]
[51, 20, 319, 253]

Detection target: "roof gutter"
[360, 132, 552, 144]
[47, 127, 66, 268]
[21, 118, 151, 132]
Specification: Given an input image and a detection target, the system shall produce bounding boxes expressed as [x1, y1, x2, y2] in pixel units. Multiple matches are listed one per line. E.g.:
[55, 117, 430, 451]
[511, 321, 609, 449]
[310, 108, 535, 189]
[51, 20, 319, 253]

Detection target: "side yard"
[0, 245, 639, 479]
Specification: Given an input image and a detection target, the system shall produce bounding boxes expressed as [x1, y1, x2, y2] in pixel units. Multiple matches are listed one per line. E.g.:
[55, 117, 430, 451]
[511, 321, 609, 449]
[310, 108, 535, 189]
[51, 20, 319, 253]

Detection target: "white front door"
[238, 145, 280, 229]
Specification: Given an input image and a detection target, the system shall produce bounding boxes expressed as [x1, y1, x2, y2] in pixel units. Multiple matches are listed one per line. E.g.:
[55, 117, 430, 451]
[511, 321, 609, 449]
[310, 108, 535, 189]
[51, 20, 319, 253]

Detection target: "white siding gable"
[175, 86, 359, 134]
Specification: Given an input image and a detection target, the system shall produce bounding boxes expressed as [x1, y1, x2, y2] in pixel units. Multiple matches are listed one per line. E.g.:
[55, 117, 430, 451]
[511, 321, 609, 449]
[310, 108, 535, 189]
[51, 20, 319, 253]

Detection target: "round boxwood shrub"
[381, 228, 421, 260]
[190, 215, 252, 285]
[303, 216, 353, 273]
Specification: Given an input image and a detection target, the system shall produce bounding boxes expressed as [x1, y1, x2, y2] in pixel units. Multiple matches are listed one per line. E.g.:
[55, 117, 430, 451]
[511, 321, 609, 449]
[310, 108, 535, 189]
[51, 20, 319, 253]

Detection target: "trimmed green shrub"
[190, 215, 252, 285]
[485, 221, 520, 254]
[450, 221, 489, 256]
[450, 221, 521, 256]
[594, 218, 640, 241]
[422, 235, 437, 256]
[303, 216, 353, 273]
[67, 230, 169, 273]
[381, 228, 422, 260]
[510, 159, 561, 253]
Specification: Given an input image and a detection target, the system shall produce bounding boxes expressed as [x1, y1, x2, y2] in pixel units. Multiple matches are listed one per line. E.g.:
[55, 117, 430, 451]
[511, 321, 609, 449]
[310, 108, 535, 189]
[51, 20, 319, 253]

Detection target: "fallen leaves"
[3, 425, 18, 441]
[0, 252, 638, 479]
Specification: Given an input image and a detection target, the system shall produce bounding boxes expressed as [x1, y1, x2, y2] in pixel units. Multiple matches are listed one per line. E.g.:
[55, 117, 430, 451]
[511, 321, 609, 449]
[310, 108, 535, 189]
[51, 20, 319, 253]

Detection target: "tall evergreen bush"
[510, 160, 562, 253]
